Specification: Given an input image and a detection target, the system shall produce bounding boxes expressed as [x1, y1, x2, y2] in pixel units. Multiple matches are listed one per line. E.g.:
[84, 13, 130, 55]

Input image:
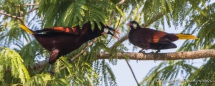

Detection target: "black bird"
[127, 21, 197, 53]
[20, 21, 120, 71]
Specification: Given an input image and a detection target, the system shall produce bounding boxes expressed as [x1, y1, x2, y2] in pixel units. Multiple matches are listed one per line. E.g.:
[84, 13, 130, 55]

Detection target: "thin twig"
[107, 0, 125, 26]
[110, 1, 140, 85]
[25, 3, 39, 6]
[116, 0, 125, 5]
[16, 5, 21, 17]
[107, 9, 116, 26]
[0, 5, 38, 27]
[27, 8, 38, 14]
[70, 38, 98, 61]
[125, 60, 140, 86]
[0, 12, 26, 26]
[28, 13, 38, 26]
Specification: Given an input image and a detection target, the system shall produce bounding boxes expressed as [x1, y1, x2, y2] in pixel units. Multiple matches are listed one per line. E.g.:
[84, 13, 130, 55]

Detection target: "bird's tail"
[175, 34, 198, 39]
[20, 24, 34, 34]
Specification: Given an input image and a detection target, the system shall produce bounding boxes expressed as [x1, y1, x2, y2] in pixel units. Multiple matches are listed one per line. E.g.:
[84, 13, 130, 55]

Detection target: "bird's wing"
[35, 27, 80, 35]
[150, 29, 167, 43]
[149, 42, 177, 49]
[129, 30, 150, 48]
[137, 28, 167, 43]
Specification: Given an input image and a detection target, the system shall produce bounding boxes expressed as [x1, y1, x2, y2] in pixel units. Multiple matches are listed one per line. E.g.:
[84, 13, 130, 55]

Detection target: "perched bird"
[20, 21, 120, 71]
[127, 21, 197, 53]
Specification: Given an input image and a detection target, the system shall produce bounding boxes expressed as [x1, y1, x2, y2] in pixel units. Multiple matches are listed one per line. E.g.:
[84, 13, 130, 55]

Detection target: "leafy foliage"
[1, 0, 215, 86]
[38, 0, 117, 29]
[0, 47, 30, 85]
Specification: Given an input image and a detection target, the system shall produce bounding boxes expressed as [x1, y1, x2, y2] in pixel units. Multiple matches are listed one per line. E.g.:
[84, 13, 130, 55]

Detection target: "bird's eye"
[103, 28, 109, 33]
[132, 23, 137, 28]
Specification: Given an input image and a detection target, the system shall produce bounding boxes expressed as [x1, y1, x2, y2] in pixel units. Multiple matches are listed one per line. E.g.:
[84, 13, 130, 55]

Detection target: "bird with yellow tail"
[127, 21, 197, 53]
[20, 22, 120, 73]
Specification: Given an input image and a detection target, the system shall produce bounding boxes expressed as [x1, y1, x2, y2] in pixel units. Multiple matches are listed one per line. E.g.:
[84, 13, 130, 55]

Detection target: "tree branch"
[97, 49, 215, 60]
[107, 0, 125, 26]
[70, 38, 98, 61]
[30, 49, 215, 72]
[25, 3, 39, 6]
[27, 8, 38, 14]
[0, 12, 25, 25]
[116, 0, 125, 5]
[125, 60, 140, 86]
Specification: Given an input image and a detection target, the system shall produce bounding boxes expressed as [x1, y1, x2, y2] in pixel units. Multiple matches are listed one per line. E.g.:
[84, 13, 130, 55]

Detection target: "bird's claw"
[153, 50, 160, 63]
[138, 50, 145, 54]
[48, 71, 55, 76]
[47, 65, 55, 75]
[155, 50, 160, 53]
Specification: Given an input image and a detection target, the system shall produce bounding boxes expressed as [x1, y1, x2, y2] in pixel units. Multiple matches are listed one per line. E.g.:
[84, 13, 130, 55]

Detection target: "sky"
[110, 24, 204, 86]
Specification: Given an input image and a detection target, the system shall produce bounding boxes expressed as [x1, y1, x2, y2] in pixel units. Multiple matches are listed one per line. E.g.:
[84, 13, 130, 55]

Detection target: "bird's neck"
[80, 26, 103, 42]
[130, 25, 141, 31]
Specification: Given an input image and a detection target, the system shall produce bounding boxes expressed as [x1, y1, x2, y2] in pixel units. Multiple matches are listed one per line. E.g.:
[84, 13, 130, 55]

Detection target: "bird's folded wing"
[35, 27, 80, 35]
[136, 28, 167, 43]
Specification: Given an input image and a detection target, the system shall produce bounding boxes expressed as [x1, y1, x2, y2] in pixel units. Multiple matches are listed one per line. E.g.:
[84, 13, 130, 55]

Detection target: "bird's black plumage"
[20, 21, 119, 67]
[127, 21, 196, 53]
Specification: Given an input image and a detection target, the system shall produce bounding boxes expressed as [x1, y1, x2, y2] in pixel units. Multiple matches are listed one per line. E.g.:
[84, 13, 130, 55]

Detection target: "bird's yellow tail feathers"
[20, 24, 34, 34]
[175, 34, 198, 39]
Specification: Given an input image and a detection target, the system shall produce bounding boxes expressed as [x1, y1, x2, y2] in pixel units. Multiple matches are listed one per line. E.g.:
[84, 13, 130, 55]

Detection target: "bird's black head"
[101, 26, 120, 39]
[127, 21, 140, 30]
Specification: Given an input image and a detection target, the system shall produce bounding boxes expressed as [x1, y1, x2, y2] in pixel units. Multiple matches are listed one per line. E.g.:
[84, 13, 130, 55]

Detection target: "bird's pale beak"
[113, 34, 119, 39]
[102, 31, 119, 39]
[106, 27, 120, 39]
[110, 32, 119, 39]
[114, 30, 120, 34]
[127, 22, 130, 26]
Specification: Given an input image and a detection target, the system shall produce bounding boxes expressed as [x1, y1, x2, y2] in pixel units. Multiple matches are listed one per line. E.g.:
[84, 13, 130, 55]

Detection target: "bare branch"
[25, 4, 39, 6]
[107, 0, 126, 26]
[30, 49, 215, 72]
[27, 8, 38, 14]
[97, 49, 215, 60]
[16, 5, 21, 17]
[125, 60, 140, 86]
[70, 38, 98, 61]
[116, 0, 125, 6]
[0, 11, 26, 26]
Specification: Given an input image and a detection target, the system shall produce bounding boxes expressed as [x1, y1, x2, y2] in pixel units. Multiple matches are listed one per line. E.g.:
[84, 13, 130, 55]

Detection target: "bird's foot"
[153, 50, 161, 63]
[155, 50, 160, 53]
[48, 71, 55, 76]
[138, 50, 145, 54]
[47, 65, 55, 76]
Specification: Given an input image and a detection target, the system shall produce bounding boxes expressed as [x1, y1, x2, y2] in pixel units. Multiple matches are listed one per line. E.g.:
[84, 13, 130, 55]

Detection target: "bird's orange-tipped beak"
[114, 30, 120, 34]
[113, 34, 119, 39]
[127, 22, 130, 26]
[102, 32, 119, 39]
